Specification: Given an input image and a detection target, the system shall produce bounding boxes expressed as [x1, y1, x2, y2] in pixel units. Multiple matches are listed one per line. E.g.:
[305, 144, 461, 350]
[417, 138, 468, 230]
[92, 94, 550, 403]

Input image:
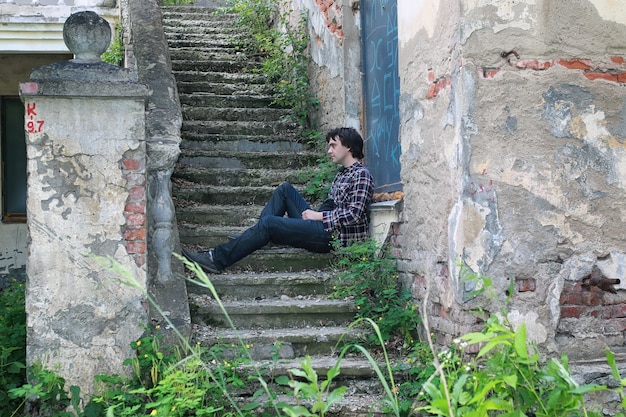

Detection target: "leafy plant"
[332, 239, 421, 348]
[0, 279, 27, 417]
[8, 364, 96, 417]
[227, 0, 319, 127]
[102, 23, 124, 66]
[296, 130, 337, 203]
[417, 268, 608, 417]
[277, 355, 347, 417]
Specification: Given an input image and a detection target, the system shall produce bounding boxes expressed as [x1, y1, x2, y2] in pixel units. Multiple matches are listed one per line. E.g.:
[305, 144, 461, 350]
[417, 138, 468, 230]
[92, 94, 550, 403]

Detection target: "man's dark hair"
[325, 127, 365, 159]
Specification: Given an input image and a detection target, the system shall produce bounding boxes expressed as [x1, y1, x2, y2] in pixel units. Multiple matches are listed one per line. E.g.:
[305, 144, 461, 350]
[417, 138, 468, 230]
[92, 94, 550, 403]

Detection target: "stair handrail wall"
[123, 0, 191, 336]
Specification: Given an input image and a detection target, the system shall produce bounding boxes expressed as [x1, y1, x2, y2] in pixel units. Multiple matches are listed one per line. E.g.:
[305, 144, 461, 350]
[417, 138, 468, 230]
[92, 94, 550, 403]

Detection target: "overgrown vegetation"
[226, 0, 319, 127]
[0, 279, 27, 417]
[224, 0, 335, 201]
[332, 239, 421, 350]
[6, 253, 626, 415]
[102, 23, 124, 66]
[419, 314, 605, 417]
[295, 130, 337, 203]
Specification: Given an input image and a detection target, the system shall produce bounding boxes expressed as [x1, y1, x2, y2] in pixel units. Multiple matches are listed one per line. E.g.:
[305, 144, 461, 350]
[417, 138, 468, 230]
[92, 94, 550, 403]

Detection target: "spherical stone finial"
[63, 11, 112, 63]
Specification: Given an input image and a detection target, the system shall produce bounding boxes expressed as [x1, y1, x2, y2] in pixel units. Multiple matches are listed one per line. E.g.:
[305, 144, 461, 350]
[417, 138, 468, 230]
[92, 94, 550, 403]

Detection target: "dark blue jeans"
[212, 183, 332, 269]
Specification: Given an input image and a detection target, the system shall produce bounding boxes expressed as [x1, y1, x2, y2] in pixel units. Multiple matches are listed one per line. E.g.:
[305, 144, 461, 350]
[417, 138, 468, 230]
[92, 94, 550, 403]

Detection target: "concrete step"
[179, 136, 304, 152]
[179, 243, 333, 271]
[170, 49, 254, 62]
[173, 69, 267, 84]
[176, 150, 318, 170]
[173, 166, 303, 187]
[179, 92, 275, 108]
[177, 80, 274, 95]
[163, 20, 241, 31]
[171, 59, 259, 73]
[187, 270, 334, 299]
[182, 107, 293, 123]
[172, 184, 285, 205]
[176, 205, 260, 227]
[181, 119, 300, 136]
[191, 325, 365, 360]
[189, 294, 356, 329]
[161, 7, 234, 20]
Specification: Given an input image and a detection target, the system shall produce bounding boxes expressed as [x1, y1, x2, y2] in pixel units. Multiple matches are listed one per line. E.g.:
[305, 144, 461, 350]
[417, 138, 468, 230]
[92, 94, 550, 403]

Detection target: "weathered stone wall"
[292, 0, 362, 131]
[20, 11, 150, 395]
[397, 0, 626, 362]
[297, 0, 626, 364]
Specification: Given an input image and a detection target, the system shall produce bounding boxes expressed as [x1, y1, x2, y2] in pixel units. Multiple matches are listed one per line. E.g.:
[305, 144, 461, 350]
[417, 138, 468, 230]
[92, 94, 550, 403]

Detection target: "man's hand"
[302, 209, 323, 221]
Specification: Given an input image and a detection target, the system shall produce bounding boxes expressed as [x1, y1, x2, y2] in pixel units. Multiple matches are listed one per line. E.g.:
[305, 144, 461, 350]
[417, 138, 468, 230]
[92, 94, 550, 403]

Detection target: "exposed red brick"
[560, 291, 582, 305]
[608, 304, 626, 318]
[122, 159, 142, 171]
[428, 71, 435, 82]
[133, 255, 146, 268]
[618, 72, 626, 83]
[584, 71, 619, 82]
[427, 77, 450, 99]
[129, 186, 145, 200]
[124, 228, 146, 241]
[590, 304, 626, 319]
[124, 202, 145, 214]
[126, 241, 146, 254]
[126, 213, 146, 227]
[557, 59, 592, 70]
[513, 60, 552, 70]
[611, 56, 625, 64]
[483, 68, 500, 78]
[336, 28, 344, 38]
[516, 278, 536, 292]
[560, 305, 584, 319]
[581, 291, 602, 306]
[427, 84, 437, 99]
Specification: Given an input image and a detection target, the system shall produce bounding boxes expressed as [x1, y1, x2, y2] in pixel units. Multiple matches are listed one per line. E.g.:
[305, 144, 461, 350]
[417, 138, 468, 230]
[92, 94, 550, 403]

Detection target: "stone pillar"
[19, 11, 149, 396]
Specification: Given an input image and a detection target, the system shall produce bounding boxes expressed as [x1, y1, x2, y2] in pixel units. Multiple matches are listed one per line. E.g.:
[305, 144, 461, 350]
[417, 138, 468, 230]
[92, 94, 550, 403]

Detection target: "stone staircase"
[163, 5, 390, 415]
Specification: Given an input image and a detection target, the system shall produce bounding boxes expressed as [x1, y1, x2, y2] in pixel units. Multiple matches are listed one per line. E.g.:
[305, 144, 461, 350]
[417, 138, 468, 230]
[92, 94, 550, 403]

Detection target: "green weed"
[331, 239, 421, 349]
[226, 0, 319, 127]
[0, 279, 27, 417]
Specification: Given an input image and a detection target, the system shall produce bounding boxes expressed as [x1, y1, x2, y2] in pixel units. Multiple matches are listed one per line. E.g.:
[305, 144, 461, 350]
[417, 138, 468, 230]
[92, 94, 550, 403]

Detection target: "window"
[1, 96, 27, 223]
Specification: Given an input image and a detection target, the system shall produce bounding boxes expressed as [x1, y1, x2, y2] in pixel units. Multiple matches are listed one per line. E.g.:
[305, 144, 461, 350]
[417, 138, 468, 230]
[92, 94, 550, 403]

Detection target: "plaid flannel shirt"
[321, 161, 374, 246]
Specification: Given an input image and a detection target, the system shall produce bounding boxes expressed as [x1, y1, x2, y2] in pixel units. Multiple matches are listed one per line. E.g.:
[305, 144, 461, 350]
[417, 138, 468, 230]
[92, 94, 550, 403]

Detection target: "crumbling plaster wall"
[398, 0, 626, 359]
[292, 0, 362, 131]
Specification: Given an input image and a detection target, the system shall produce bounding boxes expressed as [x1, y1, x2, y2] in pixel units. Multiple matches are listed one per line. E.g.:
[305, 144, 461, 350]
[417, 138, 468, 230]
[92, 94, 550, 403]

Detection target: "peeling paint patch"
[590, 0, 626, 26]
[506, 309, 548, 343]
[542, 84, 594, 138]
[398, 0, 439, 42]
[464, 0, 537, 32]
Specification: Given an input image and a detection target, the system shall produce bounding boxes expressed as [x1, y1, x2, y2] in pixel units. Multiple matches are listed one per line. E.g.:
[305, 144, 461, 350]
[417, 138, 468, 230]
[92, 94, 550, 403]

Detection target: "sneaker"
[181, 248, 221, 273]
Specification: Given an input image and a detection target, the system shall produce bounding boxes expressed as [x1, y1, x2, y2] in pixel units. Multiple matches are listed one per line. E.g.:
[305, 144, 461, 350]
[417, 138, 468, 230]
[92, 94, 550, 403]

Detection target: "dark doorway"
[1, 96, 27, 222]
[361, 0, 401, 194]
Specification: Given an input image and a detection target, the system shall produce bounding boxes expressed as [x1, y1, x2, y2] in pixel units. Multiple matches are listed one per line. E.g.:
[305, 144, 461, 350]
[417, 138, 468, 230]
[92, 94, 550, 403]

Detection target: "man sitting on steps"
[181, 127, 375, 273]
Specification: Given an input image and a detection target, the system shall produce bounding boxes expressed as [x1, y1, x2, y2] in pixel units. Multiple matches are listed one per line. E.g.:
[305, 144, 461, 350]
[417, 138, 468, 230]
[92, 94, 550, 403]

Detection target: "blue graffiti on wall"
[361, 0, 401, 193]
